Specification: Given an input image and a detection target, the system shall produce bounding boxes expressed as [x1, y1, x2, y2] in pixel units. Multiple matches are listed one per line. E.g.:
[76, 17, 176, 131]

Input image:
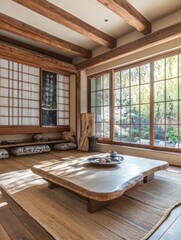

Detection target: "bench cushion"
[0, 149, 9, 159]
[11, 145, 51, 156]
[53, 142, 77, 150]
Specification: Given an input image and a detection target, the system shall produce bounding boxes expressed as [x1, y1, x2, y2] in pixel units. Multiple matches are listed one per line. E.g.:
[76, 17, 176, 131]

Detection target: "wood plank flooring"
[149, 205, 181, 240]
[0, 187, 55, 240]
[0, 150, 181, 240]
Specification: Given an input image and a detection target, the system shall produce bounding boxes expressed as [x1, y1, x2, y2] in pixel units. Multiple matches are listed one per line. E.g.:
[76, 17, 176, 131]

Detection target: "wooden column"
[78, 113, 95, 151]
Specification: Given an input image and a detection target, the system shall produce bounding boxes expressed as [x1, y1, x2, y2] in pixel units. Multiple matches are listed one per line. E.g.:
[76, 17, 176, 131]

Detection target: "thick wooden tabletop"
[31, 154, 169, 202]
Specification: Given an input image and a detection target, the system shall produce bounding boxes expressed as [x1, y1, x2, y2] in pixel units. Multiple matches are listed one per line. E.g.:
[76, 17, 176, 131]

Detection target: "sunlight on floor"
[0, 201, 8, 207]
[0, 169, 46, 194]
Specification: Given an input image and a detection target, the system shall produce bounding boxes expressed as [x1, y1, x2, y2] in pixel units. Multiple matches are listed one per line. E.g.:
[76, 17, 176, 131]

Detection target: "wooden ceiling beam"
[0, 13, 92, 59]
[0, 42, 77, 74]
[12, 0, 116, 48]
[98, 0, 151, 35]
[0, 35, 72, 64]
[76, 22, 181, 70]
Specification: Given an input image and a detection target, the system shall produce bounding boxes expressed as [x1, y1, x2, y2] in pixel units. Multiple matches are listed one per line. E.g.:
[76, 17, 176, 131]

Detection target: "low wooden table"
[31, 154, 169, 213]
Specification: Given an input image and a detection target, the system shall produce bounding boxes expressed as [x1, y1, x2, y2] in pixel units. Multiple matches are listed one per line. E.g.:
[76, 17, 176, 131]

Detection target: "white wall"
[97, 144, 181, 167]
[86, 38, 180, 76]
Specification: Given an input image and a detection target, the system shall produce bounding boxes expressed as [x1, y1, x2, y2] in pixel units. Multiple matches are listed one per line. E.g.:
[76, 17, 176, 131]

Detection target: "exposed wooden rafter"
[0, 35, 72, 64]
[0, 13, 92, 59]
[0, 42, 77, 74]
[12, 0, 117, 49]
[98, 0, 151, 35]
[76, 22, 181, 70]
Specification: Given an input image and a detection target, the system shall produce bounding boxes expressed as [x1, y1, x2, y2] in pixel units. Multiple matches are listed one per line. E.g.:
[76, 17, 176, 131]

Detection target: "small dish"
[87, 155, 123, 166]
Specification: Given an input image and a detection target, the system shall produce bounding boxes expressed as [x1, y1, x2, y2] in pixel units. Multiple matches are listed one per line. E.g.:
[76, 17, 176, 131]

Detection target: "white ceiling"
[0, 0, 180, 58]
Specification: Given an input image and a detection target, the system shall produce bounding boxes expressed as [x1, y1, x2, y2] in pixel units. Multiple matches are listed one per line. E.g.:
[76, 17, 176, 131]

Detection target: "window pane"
[91, 78, 96, 91]
[114, 125, 129, 142]
[154, 125, 165, 146]
[121, 106, 130, 124]
[114, 89, 120, 106]
[96, 107, 103, 122]
[104, 106, 110, 122]
[96, 77, 103, 90]
[104, 90, 109, 105]
[97, 91, 103, 106]
[130, 67, 139, 86]
[103, 74, 109, 88]
[131, 105, 140, 125]
[104, 123, 110, 138]
[166, 55, 178, 79]
[91, 92, 96, 106]
[166, 78, 178, 101]
[114, 72, 121, 89]
[131, 86, 139, 104]
[154, 103, 165, 124]
[140, 63, 150, 84]
[154, 59, 165, 81]
[121, 69, 129, 87]
[121, 88, 130, 105]
[140, 125, 150, 144]
[130, 125, 140, 143]
[114, 107, 120, 124]
[166, 101, 178, 124]
[140, 84, 150, 104]
[154, 81, 165, 102]
[96, 122, 104, 138]
[140, 104, 150, 125]
[166, 125, 178, 148]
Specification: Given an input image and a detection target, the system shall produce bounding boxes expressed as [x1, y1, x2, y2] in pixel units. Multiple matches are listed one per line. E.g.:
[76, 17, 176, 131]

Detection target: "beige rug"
[1, 169, 181, 240]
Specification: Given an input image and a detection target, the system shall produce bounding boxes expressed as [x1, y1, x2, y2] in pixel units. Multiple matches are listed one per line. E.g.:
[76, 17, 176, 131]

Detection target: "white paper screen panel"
[57, 74, 70, 126]
[0, 58, 40, 126]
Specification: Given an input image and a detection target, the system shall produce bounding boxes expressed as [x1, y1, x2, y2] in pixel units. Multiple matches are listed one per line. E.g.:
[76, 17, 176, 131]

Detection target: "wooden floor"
[0, 150, 181, 240]
[0, 187, 55, 240]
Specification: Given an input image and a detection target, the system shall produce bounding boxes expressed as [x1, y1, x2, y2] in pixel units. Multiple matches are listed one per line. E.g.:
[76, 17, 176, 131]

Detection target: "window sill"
[97, 143, 181, 167]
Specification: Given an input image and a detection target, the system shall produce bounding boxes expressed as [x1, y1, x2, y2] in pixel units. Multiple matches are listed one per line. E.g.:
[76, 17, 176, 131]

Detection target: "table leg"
[87, 199, 109, 213]
[47, 181, 59, 189]
[143, 173, 154, 183]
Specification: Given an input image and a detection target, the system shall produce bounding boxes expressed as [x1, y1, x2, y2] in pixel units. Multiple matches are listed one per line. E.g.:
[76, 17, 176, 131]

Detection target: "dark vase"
[87, 136, 98, 152]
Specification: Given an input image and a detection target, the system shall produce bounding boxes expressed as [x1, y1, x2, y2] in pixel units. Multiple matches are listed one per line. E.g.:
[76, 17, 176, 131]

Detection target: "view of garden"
[90, 53, 181, 149]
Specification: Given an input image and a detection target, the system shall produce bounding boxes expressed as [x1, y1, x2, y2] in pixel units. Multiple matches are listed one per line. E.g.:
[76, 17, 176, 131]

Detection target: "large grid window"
[57, 74, 70, 125]
[89, 73, 110, 139]
[89, 51, 181, 151]
[114, 63, 150, 144]
[0, 58, 39, 126]
[153, 54, 181, 148]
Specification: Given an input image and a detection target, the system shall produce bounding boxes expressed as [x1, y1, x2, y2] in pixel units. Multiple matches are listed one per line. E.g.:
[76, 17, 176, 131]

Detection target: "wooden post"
[78, 113, 95, 151]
